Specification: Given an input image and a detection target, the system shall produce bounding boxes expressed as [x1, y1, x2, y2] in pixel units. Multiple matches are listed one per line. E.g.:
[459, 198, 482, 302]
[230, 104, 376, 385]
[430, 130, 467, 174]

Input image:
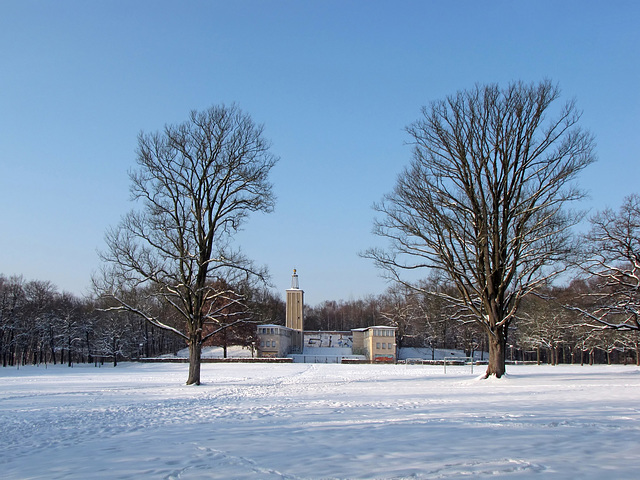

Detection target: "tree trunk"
[144, 322, 150, 358]
[86, 332, 93, 364]
[50, 342, 57, 365]
[112, 337, 118, 367]
[485, 332, 506, 378]
[222, 328, 228, 359]
[186, 335, 202, 385]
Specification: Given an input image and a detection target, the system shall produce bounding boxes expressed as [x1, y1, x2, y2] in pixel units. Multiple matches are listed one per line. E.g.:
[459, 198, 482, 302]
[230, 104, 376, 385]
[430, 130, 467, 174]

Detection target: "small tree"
[366, 80, 595, 377]
[96, 104, 277, 384]
[573, 194, 640, 332]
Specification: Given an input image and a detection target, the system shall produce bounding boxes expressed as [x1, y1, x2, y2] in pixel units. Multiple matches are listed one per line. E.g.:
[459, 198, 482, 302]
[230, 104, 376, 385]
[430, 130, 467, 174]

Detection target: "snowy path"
[1, 363, 639, 479]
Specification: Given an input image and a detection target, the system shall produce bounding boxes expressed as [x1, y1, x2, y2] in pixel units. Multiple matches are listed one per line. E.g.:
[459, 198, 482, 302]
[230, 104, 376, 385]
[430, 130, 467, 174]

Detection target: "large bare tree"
[96, 104, 278, 385]
[366, 81, 595, 377]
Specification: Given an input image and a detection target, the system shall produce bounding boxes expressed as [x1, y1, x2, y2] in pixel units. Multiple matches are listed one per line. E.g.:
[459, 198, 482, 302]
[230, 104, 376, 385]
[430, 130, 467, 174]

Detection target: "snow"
[1, 363, 639, 479]
[162, 346, 256, 358]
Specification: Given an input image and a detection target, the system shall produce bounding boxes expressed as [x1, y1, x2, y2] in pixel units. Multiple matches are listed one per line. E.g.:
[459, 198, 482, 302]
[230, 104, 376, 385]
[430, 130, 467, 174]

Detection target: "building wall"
[256, 325, 293, 358]
[285, 289, 303, 331]
[351, 329, 365, 356]
[363, 327, 397, 362]
[286, 288, 304, 353]
[304, 331, 353, 349]
[257, 325, 397, 362]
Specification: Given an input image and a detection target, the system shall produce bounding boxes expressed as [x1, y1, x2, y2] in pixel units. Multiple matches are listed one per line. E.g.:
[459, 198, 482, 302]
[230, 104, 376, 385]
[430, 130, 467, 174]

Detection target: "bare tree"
[572, 194, 640, 332]
[94, 309, 137, 367]
[365, 80, 595, 377]
[96, 104, 278, 385]
[0, 275, 27, 366]
[24, 280, 58, 365]
[518, 290, 577, 365]
[617, 330, 640, 366]
[378, 284, 419, 349]
[55, 293, 84, 367]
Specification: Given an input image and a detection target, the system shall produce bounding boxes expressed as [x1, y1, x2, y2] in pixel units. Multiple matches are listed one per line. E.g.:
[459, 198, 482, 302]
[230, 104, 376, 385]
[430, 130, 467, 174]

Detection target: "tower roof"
[290, 268, 299, 289]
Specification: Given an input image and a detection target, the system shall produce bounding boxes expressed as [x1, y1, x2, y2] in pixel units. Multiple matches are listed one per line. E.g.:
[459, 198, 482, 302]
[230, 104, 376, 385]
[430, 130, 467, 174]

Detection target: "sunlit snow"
[1, 362, 639, 479]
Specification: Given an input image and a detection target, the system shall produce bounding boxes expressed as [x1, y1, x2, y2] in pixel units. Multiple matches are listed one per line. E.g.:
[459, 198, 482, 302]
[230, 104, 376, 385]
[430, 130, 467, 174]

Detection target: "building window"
[376, 342, 381, 349]
[382, 343, 386, 349]
[388, 343, 392, 349]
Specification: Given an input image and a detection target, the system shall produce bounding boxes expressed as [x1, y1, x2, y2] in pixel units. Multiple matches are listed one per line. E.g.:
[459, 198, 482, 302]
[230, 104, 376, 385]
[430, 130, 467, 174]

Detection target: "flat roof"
[304, 330, 352, 335]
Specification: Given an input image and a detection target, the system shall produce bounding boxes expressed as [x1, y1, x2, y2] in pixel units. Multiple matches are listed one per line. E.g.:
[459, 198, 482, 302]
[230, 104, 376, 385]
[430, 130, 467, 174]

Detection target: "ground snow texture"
[1, 363, 639, 479]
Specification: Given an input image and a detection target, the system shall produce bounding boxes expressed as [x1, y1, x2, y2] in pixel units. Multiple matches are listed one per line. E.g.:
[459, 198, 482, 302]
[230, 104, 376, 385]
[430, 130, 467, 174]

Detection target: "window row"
[260, 340, 277, 348]
[373, 329, 394, 337]
[376, 343, 394, 350]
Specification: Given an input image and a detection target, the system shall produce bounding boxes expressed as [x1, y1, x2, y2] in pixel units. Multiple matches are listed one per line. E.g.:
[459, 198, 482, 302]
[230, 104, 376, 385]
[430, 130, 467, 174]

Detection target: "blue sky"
[1, 1, 638, 305]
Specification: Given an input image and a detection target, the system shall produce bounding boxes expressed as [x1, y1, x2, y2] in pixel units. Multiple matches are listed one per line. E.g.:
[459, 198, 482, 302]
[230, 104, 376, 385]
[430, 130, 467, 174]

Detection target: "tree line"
[0, 275, 180, 367]
[0, 275, 288, 367]
[3, 259, 639, 368]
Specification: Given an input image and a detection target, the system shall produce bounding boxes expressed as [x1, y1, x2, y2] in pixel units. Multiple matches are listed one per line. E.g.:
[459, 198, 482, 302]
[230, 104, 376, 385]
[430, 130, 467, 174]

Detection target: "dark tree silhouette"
[96, 104, 277, 384]
[366, 81, 595, 377]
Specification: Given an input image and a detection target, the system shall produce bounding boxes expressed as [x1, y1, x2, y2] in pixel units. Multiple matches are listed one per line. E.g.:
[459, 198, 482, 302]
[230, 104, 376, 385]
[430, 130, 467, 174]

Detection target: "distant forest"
[1, 272, 638, 367]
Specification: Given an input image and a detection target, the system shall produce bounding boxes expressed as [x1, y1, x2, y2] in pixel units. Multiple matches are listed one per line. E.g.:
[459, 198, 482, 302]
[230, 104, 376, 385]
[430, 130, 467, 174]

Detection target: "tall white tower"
[286, 269, 304, 352]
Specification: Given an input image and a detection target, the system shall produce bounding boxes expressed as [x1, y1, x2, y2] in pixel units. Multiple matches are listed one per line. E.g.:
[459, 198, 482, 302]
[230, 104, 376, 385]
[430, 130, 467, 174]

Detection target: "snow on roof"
[304, 330, 352, 335]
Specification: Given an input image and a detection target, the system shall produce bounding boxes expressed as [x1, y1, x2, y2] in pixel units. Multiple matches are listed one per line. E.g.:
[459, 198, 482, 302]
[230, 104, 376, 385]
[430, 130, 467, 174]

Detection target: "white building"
[257, 270, 396, 362]
[256, 325, 293, 358]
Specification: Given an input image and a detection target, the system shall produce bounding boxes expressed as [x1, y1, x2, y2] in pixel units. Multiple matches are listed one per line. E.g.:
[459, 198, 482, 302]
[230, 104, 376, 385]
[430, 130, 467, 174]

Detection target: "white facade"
[256, 325, 293, 358]
[257, 271, 397, 362]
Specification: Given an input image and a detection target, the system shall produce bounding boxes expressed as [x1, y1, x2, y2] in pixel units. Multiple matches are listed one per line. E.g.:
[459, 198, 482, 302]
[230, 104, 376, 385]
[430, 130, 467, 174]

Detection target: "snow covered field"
[1, 363, 639, 479]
